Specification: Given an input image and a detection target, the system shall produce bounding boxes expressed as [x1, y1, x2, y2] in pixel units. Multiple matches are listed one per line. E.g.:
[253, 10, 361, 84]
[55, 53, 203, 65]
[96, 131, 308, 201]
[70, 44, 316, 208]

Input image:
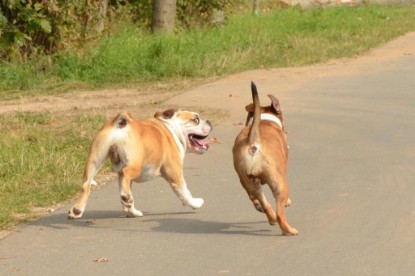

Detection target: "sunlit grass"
[1, 4, 415, 99]
[0, 113, 106, 229]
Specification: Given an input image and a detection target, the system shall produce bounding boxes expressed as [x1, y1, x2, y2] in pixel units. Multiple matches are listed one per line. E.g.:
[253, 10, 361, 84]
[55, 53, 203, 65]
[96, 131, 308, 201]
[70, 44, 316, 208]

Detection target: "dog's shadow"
[141, 217, 275, 237]
[33, 210, 277, 237]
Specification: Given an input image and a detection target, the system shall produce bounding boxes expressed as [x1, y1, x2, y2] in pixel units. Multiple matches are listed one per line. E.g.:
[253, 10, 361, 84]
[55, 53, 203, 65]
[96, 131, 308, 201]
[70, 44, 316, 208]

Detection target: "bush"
[0, 0, 240, 61]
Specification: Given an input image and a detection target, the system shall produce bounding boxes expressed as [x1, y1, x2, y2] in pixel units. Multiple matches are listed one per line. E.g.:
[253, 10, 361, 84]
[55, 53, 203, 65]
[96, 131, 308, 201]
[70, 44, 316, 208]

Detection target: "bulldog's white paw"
[188, 198, 204, 209]
[124, 206, 143, 218]
[68, 207, 83, 219]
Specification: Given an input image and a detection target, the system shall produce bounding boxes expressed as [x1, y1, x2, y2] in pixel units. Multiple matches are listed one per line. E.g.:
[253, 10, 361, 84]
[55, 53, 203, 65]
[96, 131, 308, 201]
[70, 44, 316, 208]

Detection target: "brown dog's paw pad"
[255, 205, 264, 213]
[283, 228, 299, 236]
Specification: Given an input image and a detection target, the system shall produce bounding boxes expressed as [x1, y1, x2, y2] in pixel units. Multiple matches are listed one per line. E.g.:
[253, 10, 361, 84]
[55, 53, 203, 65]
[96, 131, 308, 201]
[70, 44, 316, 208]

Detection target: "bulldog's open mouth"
[189, 134, 210, 153]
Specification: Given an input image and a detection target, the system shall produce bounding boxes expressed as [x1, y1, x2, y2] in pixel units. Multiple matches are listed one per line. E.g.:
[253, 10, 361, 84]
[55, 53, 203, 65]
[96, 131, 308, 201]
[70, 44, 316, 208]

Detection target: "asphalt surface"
[1, 37, 415, 275]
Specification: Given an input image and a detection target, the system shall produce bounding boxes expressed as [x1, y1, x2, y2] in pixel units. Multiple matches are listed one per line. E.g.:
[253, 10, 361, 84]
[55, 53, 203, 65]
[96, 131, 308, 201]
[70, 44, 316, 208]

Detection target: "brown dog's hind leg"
[270, 176, 298, 235]
[249, 194, 264, 213]
[243, 176, 277, 225]
[119, 166, 143, 217]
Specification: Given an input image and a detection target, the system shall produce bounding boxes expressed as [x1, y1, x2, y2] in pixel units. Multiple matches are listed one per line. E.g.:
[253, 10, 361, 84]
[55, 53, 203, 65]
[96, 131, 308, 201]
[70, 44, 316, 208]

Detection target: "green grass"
[0, 113, 106, 229]
[1, 4, 415, 99]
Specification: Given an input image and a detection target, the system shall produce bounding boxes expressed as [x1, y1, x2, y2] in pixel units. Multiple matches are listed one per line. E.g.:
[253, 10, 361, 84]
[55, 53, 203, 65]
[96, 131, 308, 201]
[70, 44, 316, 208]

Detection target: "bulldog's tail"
[248, 81, 261, 155]
[83, 112, 133, 185]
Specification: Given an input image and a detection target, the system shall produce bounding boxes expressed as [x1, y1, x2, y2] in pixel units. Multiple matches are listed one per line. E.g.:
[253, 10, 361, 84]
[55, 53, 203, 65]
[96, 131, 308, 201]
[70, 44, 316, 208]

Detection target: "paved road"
[1, 35, 415, 275]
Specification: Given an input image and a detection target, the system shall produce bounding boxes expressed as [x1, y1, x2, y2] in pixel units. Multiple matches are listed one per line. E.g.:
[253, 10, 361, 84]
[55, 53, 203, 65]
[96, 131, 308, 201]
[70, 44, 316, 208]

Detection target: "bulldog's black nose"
[206, 120, 213, 130]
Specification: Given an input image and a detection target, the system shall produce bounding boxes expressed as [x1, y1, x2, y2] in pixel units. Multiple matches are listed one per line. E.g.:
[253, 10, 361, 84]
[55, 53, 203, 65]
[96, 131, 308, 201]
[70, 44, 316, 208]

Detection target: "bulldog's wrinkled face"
[155, 109, 212, 154]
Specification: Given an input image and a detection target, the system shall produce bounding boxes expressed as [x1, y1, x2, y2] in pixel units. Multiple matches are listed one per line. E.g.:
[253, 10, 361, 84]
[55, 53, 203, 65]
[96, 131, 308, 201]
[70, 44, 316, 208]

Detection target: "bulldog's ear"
[154, 109, 177, 119]
[268, 94, 282, 115]
[245, 103, 254, 113]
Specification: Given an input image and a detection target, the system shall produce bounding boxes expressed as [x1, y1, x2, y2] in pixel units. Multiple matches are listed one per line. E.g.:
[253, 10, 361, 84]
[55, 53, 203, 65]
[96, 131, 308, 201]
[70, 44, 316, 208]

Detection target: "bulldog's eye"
[192, 118, 200, 124]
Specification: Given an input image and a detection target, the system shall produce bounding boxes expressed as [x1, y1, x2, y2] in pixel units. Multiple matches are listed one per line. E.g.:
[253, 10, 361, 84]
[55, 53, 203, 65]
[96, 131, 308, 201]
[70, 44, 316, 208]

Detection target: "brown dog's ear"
[245, 103, 254, 112]
[244, 104, 255, 126]
[154, 109, 177, 119]
[268, 94, 282, 115]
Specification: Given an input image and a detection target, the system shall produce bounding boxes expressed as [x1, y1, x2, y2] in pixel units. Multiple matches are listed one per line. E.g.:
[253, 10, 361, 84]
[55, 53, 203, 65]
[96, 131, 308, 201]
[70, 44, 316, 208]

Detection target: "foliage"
[176, 0, 234, 29]
[0, 0, 52, 60]
[0, 0, 240, 60]
[0, 0, 126, 60]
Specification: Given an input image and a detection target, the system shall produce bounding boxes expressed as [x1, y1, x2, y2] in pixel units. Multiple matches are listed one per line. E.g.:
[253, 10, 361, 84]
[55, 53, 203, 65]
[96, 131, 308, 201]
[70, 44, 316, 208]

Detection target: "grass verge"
[1, 4, 415, 99]
[0, 113, 105, 229]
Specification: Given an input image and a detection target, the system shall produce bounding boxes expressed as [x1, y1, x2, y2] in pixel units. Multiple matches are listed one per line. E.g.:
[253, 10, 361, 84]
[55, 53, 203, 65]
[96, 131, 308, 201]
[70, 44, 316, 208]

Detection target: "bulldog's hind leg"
[161, 165, 204, 209]
[118, 166, 143, 217]
[242, 176, 277, 225]
[269, 175, 298, 235]
[68, 145, 108, 219]
[249, 194, 265, 213]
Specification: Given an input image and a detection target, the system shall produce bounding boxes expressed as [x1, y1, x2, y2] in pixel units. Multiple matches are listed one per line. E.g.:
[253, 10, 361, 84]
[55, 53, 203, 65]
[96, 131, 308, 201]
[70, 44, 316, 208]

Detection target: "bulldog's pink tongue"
[198, 139, 210, 150]
[190, 135, 210, 151]
[194, 137, 210, 149]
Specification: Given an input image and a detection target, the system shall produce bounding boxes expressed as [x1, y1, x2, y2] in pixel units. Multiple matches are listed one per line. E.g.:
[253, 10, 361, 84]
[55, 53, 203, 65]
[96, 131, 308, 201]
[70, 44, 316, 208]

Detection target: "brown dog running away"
[232, 82, 298, 235]
[68, 109, 212, 219]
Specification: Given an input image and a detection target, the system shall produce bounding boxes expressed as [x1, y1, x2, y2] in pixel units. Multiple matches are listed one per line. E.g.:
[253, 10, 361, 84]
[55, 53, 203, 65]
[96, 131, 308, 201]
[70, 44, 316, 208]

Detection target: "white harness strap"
[249, 113, 282, 129]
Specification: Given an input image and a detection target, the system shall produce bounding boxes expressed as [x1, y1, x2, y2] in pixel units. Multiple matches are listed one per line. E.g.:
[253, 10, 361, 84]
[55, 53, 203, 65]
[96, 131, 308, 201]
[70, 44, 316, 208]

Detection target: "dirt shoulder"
[1, 32, 414, 117]
[167, 32, 415, 121]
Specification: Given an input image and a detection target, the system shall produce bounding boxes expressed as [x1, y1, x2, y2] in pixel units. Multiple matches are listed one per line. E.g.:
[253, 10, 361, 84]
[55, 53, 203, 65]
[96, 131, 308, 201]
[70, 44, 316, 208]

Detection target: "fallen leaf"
[211, 137, 221, 144]
[93, 257, 109, 263]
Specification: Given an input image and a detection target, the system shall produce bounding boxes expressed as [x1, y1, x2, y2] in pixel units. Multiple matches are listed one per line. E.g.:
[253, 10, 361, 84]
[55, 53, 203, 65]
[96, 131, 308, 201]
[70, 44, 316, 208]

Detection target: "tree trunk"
[152, 0, 177, 34]
[252, 0, 260, 16]
[96, 0, 108, 34]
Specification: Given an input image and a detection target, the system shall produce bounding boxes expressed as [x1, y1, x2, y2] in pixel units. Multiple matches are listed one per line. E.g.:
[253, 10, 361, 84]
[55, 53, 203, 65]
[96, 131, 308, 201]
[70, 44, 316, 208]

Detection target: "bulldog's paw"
[283, 227, 299, 236]
[188, 198, 204, 209]
[124, 206, 143, 218]
[254, 204, 264, 213]
[68, 207, 83, 219]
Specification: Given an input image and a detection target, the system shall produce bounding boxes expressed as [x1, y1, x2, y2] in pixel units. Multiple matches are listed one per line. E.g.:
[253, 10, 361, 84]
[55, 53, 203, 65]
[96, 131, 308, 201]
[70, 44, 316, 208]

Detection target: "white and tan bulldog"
[232, 82, 298, 235]
[68, 109, 212, 219]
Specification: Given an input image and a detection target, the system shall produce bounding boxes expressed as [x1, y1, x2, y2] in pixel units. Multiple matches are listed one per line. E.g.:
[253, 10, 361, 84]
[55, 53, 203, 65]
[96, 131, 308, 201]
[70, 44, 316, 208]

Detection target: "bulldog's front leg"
[172, 180, 204, 209]
[161, 170, 204, 209]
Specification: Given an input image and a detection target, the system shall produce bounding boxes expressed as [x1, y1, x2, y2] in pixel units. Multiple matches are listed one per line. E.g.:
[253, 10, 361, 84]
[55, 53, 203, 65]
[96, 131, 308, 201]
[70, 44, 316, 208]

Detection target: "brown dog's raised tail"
[248, 81, 261, 155]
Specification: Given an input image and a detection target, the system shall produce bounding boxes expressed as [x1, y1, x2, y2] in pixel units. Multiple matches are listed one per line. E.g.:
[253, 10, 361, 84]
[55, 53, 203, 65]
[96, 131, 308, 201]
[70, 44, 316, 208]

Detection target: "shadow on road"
[142, 217, 277, 237]
[30, 210, 280, 237]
